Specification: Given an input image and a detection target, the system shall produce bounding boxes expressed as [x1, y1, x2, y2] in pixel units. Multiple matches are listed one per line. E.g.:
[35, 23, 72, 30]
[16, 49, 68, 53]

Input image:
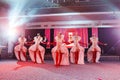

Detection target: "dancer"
[66, 32, 74, 48]
[70, 32, 84, 64]
[29, 33, 45, 63]
[52, 32, 69, 66]
[14, 34, 27, 61]
[68, 32, 74, 43]
[87, 34, 107, 63]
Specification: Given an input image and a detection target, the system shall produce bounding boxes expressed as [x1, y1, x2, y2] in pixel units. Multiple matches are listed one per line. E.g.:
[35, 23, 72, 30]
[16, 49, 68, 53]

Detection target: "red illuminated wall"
[45, 29, 50, 42]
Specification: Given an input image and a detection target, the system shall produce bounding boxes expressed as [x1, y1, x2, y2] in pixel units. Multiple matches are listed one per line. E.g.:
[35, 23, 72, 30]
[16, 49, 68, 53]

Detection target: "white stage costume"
[52, 34, 69, 66]
[87, 36, 101, 63]
[70, 35, 84, 64]
[29, 35, 45, 63]
[14, 36, 27, 61]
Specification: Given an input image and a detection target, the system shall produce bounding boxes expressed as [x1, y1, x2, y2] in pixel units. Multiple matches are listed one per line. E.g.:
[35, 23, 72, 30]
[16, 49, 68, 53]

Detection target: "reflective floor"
[0, 60, 120, 80]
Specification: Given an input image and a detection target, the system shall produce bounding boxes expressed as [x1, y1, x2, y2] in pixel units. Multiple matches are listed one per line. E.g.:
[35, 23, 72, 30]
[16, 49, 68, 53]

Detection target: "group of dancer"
[14, 32, 107, 66]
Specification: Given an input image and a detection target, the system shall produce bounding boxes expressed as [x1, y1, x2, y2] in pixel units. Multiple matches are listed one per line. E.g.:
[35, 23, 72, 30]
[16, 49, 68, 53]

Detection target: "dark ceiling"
[0, 0, 120, 15]
[0, 0, 120, 24]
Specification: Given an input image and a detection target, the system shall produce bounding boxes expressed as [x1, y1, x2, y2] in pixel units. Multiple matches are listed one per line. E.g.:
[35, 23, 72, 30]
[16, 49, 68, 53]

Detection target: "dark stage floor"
[0, 60, 120, 80]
